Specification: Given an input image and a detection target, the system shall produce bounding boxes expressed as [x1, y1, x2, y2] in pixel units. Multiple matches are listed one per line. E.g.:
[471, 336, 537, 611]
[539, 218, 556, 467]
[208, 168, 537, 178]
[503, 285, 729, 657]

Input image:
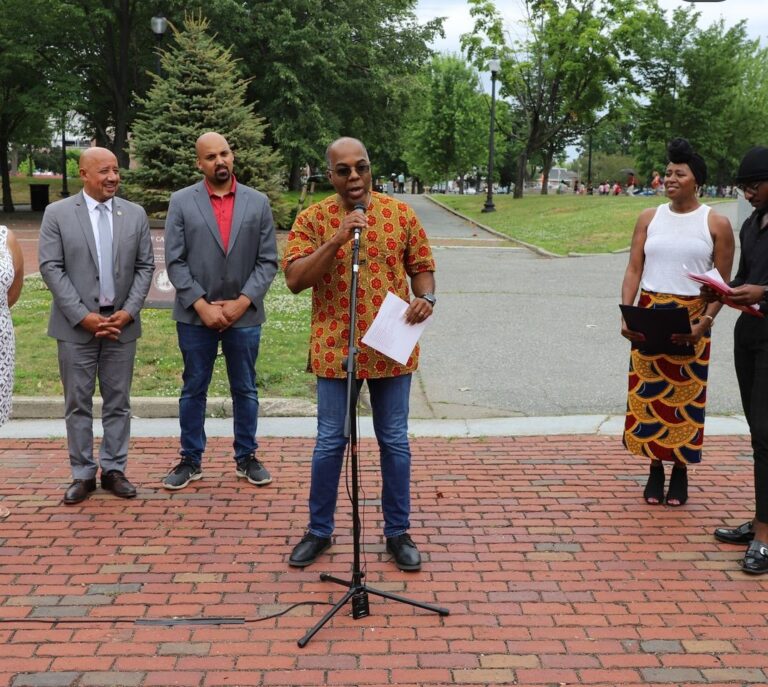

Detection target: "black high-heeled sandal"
[666, 464, 688, 506]
[643, 461, 665, 505]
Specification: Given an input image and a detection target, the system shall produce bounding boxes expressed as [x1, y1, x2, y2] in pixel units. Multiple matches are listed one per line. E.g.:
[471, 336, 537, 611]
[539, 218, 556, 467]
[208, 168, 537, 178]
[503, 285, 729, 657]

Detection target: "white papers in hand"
[687, 267, 761, 312]
[361, 291, 430, 365]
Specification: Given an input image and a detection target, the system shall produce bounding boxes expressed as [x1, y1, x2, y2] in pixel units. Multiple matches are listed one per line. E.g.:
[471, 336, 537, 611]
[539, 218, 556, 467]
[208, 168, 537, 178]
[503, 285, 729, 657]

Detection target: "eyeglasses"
[329, 163, 371, 178]
[738, 181, 766, 195]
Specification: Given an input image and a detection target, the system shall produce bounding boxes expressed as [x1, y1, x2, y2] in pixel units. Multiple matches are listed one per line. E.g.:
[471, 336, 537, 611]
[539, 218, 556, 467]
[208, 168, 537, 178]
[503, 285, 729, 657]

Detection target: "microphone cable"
[0, 601, 335, 627]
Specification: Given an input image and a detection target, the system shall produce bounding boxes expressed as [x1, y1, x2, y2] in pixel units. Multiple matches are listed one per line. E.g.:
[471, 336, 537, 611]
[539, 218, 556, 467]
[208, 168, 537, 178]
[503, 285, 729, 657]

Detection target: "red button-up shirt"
[204, 176, 236, 251]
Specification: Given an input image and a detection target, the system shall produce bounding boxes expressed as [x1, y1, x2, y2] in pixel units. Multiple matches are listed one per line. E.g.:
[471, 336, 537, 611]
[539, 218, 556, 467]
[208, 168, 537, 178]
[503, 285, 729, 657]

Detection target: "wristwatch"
[419, 293, 437, 307]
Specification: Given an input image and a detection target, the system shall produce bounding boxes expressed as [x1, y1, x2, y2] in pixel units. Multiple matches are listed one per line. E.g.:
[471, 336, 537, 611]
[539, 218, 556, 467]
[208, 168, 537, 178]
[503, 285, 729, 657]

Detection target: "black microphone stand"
[298, 206, 449, 648]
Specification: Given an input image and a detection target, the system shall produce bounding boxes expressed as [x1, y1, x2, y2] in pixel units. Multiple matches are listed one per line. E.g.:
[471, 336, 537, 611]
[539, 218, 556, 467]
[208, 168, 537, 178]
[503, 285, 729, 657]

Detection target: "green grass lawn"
[435, 192, 673, 255]
[12, 275, 314, 399]
[6, 175, 83, 205]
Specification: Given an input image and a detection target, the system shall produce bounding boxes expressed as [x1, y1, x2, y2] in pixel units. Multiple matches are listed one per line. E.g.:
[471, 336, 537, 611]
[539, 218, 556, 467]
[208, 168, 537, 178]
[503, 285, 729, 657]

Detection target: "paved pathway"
[1, 434, 767, 687]
[408, 195, 745, 419]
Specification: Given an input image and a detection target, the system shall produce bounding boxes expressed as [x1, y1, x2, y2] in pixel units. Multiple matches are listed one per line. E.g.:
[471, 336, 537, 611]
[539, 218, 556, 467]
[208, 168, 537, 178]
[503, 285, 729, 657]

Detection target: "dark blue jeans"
[177, 322, 261, 467]
[307, 374, 412, 538]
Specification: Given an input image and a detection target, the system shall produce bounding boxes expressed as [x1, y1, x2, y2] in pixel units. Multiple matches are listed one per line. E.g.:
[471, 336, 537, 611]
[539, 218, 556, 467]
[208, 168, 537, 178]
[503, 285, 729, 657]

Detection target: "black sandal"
[666, 464, 688, 506]
[643, 461, 665, 505]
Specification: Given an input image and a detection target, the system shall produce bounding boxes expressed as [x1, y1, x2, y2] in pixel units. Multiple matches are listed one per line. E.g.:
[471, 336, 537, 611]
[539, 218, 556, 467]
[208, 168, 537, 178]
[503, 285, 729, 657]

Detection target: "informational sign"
[145, 227, 175, 308]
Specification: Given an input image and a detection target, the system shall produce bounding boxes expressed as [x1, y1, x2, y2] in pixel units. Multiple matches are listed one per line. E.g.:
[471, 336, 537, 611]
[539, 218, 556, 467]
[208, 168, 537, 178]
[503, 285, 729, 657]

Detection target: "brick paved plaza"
[1, 434, 767, 686]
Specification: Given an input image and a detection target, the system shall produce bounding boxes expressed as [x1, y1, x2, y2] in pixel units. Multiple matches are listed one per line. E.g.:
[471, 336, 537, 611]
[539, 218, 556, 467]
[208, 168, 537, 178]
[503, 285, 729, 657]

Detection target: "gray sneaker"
[162, 460, 202, 490]
[236, 455, 272, 486]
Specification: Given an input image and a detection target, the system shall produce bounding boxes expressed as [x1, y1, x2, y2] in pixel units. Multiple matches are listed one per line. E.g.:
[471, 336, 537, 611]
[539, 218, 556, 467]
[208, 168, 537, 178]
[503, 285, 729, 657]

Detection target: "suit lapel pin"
[117, 210, 123, 216]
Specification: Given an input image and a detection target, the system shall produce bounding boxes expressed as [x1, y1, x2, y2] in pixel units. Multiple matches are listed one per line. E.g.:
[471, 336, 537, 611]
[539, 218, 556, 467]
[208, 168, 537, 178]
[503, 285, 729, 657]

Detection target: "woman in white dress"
[0, 224, 24, 426]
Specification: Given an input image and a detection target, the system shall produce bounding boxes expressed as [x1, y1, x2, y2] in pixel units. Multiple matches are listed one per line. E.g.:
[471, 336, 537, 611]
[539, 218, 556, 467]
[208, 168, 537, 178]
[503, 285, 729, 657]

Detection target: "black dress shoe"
[714, 521, 754, 544]
[386, 533, 422, 571]
[741, 543, 768, 575]
[100, 470, 137, 498]
[63, 478, 97, 505]
[288, 533, 332, 567]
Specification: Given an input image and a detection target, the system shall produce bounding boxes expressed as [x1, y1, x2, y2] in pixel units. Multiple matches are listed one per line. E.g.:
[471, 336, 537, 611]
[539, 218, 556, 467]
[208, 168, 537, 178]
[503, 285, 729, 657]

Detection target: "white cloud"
[415, 0, 768, 56]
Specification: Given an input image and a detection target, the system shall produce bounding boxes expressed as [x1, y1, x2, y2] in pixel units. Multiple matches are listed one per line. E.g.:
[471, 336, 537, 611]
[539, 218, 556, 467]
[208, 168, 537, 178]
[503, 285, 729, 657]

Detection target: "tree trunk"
[113, 0, 131, 168]
[540, 169, 550, 195]
[513, 152, 527, 199]
[541, 149, 555, 195]
[0, 128, 14, 213]
[288, 159, 303, 191]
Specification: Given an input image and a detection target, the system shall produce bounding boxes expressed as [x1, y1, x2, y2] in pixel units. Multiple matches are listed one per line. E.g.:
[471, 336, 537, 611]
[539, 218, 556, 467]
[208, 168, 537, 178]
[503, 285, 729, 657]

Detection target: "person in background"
[651, 170, 662, 194]
[621, 138, 734, 507]
[0, 224, 23, 427]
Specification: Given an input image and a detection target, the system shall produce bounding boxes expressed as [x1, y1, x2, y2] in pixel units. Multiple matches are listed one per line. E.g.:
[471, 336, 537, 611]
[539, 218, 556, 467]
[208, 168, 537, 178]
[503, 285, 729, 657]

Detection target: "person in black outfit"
[704, 146, 768, 574]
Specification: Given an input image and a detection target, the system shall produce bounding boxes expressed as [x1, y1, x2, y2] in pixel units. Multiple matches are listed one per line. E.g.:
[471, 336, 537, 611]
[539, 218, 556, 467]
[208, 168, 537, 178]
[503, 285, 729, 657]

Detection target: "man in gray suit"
[38, 147, 154, 504]
[163, 131, 278, 490]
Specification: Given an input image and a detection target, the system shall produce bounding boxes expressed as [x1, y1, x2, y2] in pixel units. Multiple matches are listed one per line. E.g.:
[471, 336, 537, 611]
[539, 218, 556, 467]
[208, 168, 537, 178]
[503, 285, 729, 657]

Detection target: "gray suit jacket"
[38, 192, 154, 343]
[164, 180, 278, 327]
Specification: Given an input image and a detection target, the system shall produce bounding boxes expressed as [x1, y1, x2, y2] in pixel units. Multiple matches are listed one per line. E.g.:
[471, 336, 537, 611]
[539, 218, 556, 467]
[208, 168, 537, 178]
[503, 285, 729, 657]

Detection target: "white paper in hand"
[687, 267, 761, 312]
[361, 291, 430, 365]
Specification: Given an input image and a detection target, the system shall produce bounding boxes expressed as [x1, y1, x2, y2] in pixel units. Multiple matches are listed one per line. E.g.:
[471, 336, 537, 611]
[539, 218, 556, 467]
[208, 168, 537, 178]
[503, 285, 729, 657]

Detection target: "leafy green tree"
[123, 14, 284, 220]
[401, 56, 487, 189]
[630, 4, 768, 185]
[462, 0, 640, 198]
[61, 0, 160, 167]
[0, 0, 72, 210]
[168, 0, 443, 189]
[726, 45, 768, 162]
[677, 21, 763, 185]
[629, 3, 700, 179]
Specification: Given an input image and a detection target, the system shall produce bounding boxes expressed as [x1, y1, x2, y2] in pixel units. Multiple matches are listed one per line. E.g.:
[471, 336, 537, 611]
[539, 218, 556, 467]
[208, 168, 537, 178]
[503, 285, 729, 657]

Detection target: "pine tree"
[124, 13, 284, 220]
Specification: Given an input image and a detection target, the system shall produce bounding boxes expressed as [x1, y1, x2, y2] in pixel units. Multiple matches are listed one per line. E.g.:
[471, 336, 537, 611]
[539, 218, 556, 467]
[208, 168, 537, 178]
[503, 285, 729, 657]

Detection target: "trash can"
[29, 184, 50, 211]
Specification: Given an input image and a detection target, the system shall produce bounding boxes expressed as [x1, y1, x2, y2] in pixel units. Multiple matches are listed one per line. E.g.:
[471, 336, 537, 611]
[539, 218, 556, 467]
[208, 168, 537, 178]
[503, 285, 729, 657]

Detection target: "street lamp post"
[150, 14, 168, 76]
[482, 58, 501, 213]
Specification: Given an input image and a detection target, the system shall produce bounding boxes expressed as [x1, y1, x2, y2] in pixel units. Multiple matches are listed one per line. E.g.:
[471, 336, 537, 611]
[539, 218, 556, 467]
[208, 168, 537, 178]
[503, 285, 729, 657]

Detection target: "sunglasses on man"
[329, 164, 371, 178]
[738, 181, 767, 195]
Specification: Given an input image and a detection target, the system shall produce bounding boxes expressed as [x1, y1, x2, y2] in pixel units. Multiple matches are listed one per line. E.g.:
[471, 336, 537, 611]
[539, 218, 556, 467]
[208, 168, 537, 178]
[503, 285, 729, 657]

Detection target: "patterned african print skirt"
[623, 290, 710, 464]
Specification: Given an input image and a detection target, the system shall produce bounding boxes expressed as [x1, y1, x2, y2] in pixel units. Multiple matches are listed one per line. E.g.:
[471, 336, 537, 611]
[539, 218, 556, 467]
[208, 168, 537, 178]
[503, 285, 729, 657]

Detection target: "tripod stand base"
[297, 573, 450, 647]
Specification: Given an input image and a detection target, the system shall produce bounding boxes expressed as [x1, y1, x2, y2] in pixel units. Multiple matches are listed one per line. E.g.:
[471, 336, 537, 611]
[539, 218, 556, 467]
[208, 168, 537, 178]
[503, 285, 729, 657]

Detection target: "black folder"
[619, 304, 693, 355]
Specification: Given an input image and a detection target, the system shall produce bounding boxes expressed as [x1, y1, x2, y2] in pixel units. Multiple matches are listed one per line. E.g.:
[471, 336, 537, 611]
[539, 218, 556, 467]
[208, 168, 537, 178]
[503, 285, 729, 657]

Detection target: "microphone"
[351, 204, 366, 274]
[353, 203, 366, 241]
[353, 203, 367, 239]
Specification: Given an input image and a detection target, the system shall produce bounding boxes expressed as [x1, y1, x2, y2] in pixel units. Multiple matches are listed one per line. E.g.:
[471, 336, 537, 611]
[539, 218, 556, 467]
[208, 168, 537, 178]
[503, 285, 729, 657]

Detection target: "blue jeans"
[177, 322, 261, 467]
[308, 374, 412, 538]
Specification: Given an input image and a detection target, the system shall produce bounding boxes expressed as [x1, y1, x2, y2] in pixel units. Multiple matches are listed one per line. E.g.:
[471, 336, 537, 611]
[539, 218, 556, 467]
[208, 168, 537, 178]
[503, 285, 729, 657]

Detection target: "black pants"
[734, 314, 768, 524]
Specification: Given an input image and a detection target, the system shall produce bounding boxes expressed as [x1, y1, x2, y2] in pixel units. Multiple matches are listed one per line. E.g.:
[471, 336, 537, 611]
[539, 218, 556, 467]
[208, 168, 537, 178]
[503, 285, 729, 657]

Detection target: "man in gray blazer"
[163, 131, 278, 490]
[38, 147, 154, 504]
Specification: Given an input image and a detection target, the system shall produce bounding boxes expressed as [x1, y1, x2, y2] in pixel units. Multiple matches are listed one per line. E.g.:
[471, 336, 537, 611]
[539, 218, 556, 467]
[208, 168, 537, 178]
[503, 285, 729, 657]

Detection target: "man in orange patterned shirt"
[283, 137, 436, 571]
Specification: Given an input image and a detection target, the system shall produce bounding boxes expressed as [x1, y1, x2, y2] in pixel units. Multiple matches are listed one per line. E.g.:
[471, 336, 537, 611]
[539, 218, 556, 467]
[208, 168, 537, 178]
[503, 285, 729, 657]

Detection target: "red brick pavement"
[0, 434, 767, 687]
[0, 212, 42, 273]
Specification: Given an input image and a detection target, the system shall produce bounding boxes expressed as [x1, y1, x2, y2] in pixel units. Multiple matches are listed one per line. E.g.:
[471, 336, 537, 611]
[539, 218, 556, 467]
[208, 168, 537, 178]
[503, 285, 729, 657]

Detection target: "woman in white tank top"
[620, 138, 734, 507]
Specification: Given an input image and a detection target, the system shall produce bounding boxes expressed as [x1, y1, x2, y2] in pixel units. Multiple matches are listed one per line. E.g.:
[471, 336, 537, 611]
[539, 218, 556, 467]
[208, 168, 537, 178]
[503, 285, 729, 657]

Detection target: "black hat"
[735, 147, 768, 183]
[667, 138, 707, 186]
